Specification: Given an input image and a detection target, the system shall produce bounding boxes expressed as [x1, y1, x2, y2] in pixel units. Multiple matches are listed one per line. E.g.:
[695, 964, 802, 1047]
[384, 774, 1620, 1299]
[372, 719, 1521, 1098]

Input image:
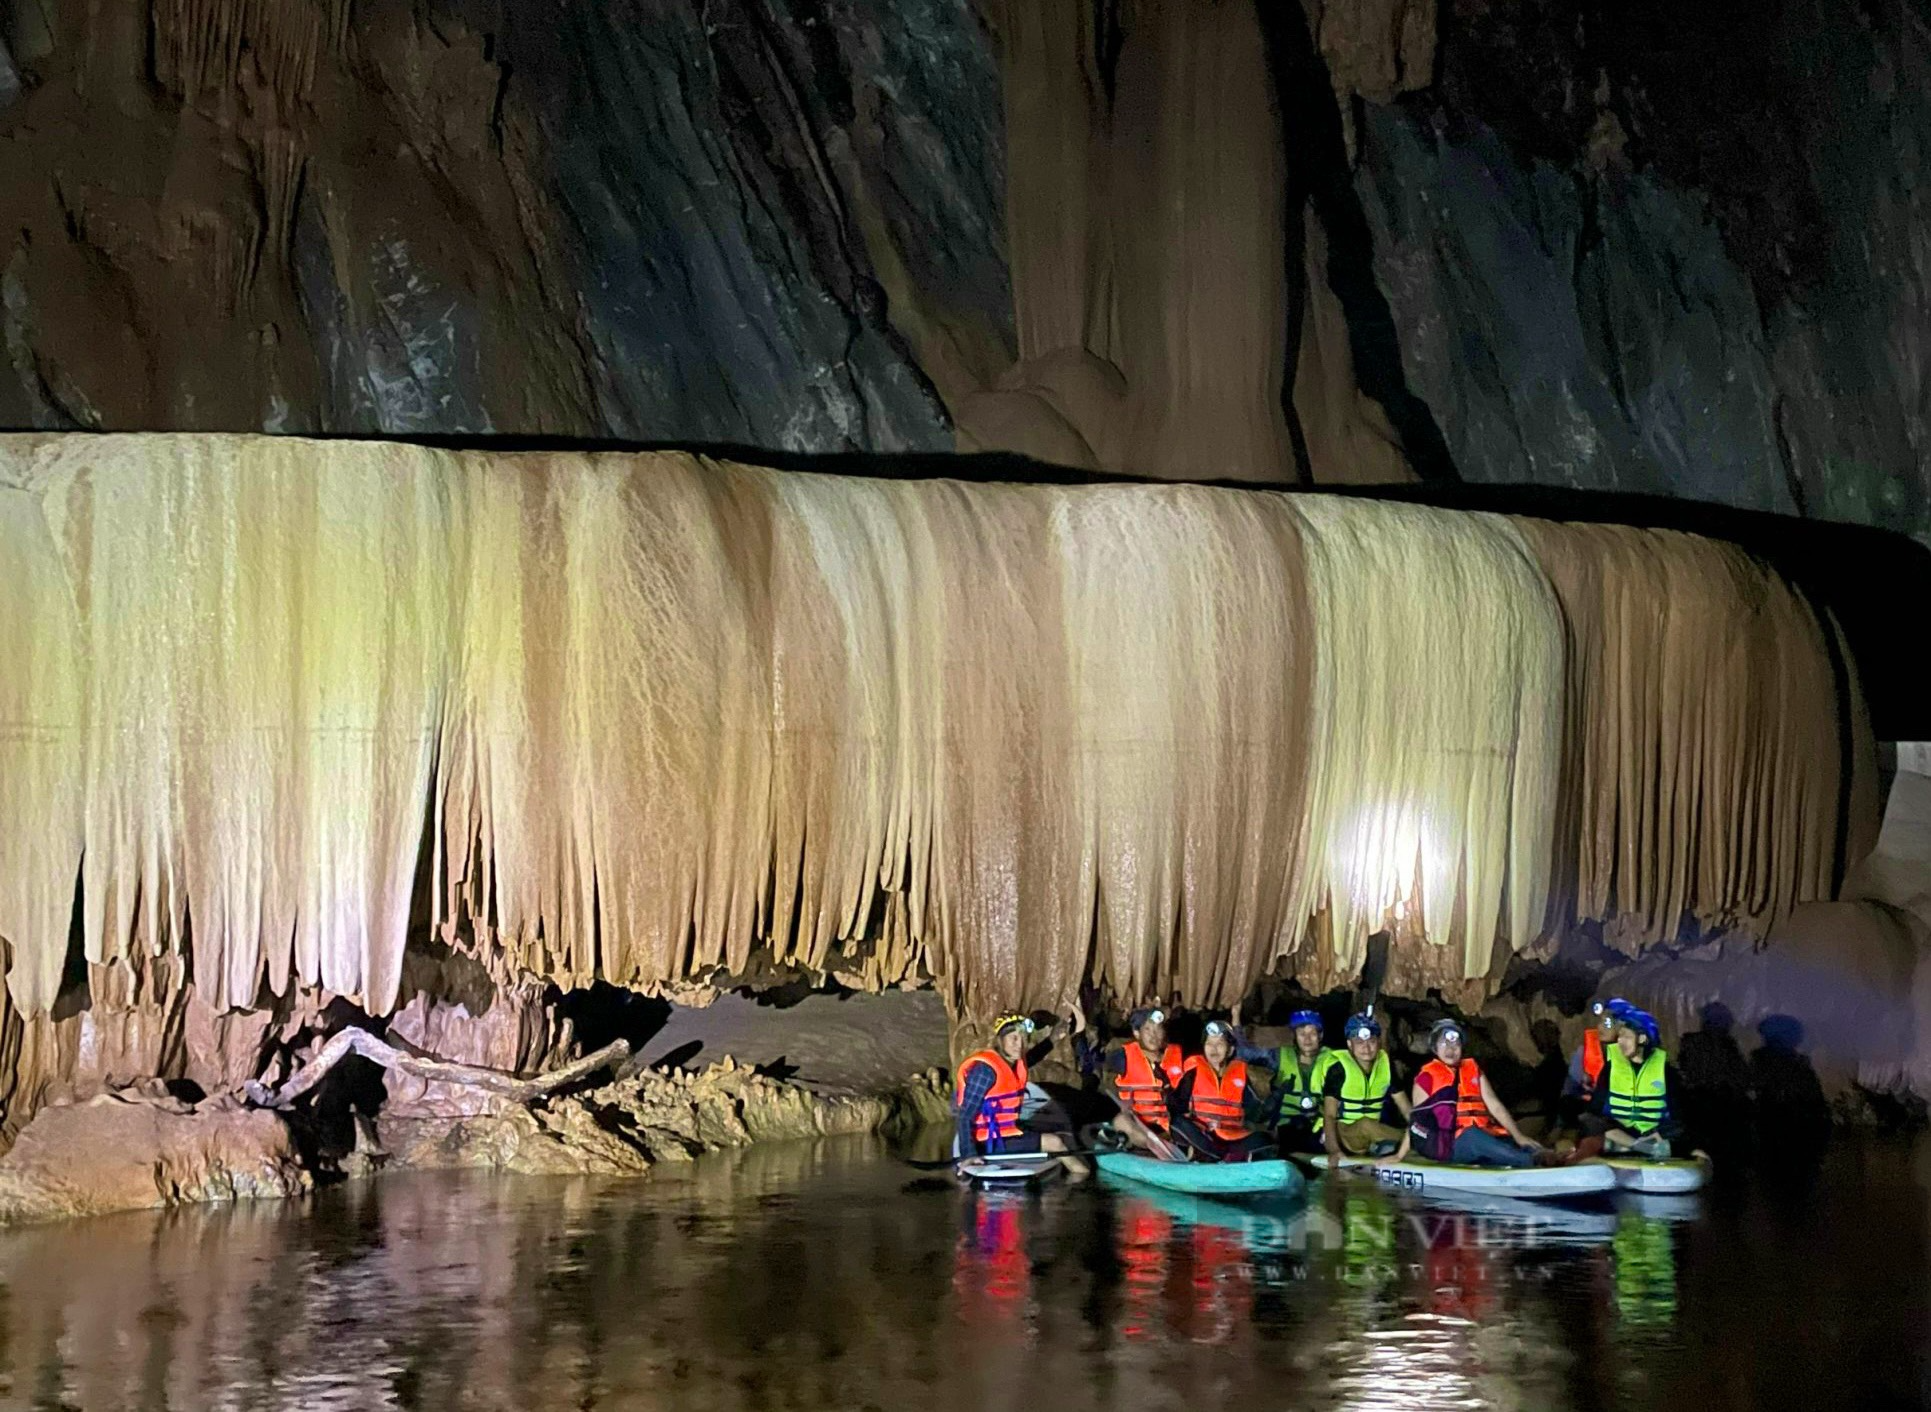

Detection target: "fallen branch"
[243, 1028, 632, 1111]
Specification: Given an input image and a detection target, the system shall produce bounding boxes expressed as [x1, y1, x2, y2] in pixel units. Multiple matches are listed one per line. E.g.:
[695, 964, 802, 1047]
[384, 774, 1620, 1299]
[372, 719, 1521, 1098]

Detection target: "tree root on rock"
[243, 1028, 631, 1111]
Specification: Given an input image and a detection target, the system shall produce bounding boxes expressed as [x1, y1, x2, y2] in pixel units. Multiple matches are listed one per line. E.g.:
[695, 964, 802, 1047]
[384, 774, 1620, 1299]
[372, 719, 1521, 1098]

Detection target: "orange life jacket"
[1582, 1028, 1606, 1087]
[1117, 1043, 1185, 1130]
[956, 1049, 1028, 1145]
[1418, 1057, 1506, 1136]
[1182, 1055, 1252, 1140]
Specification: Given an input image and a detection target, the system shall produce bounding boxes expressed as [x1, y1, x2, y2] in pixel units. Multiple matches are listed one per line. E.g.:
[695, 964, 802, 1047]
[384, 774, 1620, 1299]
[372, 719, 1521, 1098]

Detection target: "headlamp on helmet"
[992, 1013, 1037, 1039]
[1343, 1013, 1381, 1041]
[1429, 1019, 1464, 1051]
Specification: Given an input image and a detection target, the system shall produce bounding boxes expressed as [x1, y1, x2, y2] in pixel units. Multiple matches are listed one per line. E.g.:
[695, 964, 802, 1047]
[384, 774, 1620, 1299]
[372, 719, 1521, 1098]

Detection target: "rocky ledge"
[0, 1047, 949, 1228]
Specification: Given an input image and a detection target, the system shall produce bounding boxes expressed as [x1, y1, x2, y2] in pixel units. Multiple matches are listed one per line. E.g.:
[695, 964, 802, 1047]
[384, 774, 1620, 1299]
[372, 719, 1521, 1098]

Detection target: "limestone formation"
[379, 1058, 950, 1178]
[0, 1091, 309, 1225]
[0, 434, 1855, 1054]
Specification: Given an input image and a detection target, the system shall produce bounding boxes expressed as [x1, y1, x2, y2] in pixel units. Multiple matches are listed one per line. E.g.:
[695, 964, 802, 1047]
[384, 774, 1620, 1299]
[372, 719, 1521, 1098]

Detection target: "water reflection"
[1610, 1213, 1679, 1329]
[952, 1192, 1035, 1334]
[0, 1135, 1920, 1410]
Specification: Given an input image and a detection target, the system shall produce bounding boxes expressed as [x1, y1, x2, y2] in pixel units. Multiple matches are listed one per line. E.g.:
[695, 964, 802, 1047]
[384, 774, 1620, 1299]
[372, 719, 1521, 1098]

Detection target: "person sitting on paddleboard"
[953, 1014, 1089, 1177]
[1385, 1020, 1544, 1168]
[1103, 1007, 1187, 1158]
[1579, 1008, 1679, 1160]
[1169, 1021, 1276, 1163]
[1322, 1012, 1411, 1161]
[1558, 997, 1629, 1129]
[1235, 1008, 1338, 1155]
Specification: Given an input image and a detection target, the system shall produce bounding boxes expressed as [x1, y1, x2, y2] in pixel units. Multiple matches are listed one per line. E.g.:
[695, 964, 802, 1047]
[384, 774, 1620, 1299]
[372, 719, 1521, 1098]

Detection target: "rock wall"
[1358, 0, 1931, 542]
[1, 0, 1927, 533]
[0, 0, 987, 447]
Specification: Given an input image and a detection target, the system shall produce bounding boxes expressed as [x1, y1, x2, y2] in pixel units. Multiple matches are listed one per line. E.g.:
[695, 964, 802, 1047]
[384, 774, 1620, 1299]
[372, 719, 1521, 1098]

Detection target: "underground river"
[0, 1133, 1924, 1411]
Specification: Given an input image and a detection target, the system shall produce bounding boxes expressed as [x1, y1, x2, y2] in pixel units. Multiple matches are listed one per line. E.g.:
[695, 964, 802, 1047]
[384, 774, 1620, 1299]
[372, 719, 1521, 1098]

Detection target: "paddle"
[901, 1149, 1112, 1171]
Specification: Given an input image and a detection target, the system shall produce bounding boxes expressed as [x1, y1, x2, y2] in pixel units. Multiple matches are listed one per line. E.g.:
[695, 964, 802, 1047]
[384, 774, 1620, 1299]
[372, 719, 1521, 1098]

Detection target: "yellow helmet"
[992, 1012, 1037, 1038]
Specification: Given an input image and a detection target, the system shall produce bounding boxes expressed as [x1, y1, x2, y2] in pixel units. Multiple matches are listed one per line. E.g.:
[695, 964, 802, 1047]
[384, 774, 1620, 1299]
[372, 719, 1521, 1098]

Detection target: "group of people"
[954, 997, 1680, 1169]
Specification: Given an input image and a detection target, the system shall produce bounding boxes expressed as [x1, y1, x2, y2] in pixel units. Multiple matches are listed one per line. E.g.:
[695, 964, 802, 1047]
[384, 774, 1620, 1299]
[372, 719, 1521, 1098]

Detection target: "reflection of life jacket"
[1275, 1048, 1339, 1130]
[1417, 1058, 1506, 1136]
[1612, 1213, 1680, 1327]
[1117, 1044, 1185, 1130]
[953, 1196, 1029, 1328]
[1605, 1046, 1670, 1135]
[956, 1049, 1028, 1145]
[1117, 1205, 1173, 1341]
[1331, 1050, 1393, 1125]
[1423, 1227, 1498, 1322]
[1183, 1056, 1252, 1140]
[1581, 1028, 1607, 1087]
[1340, 1190, 1398, 1290]
[1181, 1221, 1251, 1346]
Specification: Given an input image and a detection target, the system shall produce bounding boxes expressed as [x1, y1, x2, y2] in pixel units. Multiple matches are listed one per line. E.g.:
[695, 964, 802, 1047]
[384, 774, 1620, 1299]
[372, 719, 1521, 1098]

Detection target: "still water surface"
[0, 1134, 1925, 1410]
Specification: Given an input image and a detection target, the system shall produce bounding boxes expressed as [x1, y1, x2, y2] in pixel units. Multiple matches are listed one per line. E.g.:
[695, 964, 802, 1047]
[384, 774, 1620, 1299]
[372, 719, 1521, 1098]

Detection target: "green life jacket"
[1276, 1047, 1340, 1131]
[1331, 1049, 1392, 1125]
[1605, 1045, 1669, 1135]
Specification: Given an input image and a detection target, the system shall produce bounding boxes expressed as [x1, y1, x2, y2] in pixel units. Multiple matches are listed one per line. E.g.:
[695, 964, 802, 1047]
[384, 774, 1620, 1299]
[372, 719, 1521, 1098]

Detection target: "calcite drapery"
[0, 434, 1851, 1024]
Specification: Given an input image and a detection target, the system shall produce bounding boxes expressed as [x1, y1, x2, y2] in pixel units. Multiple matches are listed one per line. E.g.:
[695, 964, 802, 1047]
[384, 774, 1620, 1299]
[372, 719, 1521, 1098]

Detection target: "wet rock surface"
[0, 1091, 309, 1225]
[380, 1057, 949, 1177]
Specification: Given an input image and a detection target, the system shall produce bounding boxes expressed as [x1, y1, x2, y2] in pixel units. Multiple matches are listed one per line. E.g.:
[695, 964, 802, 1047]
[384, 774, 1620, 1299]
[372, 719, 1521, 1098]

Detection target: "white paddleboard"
[1616, 1191, 1704, 1223]
[1401, 1185, 1620, 1244]
[1309, 1153, 1617, 1198]
[956, 1152, 1059, 1185]
[1604, 1154, 1711, 1193]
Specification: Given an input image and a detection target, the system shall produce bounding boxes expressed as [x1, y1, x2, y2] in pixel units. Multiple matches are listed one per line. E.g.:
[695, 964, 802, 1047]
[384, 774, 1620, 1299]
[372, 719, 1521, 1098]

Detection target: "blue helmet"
[1288, 1009, 1323, 1034]
[1619, 1008, 1661, 1046]
[1342, 1012, 1381, 1041]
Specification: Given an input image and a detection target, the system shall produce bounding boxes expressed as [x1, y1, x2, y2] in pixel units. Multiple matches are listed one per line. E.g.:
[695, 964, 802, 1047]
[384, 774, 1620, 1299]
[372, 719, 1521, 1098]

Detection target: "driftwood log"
[243, 1029, 632, 1111]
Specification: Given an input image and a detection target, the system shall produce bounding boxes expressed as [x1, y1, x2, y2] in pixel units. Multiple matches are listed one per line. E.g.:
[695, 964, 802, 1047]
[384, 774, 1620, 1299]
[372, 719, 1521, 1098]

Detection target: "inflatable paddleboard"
[1604, 1154, 1711, 1193]
[1399, 1185, 1620, 1244]
[1309, 1153, 1617, 1198]
[1095, 1152, 1305, 1198]
[1616, 1191, 1703, 1224]
[956, 1152, 1059, 1186]
[1101, 1181, 1308, 1253]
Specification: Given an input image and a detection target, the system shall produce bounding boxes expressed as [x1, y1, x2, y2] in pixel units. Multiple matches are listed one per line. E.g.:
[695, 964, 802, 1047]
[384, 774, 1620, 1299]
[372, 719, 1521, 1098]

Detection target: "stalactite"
[1516, 522, 1845, 947]
[990, 0, 1296, 482]
[253, 129, 306, 271]
[1290, 499, 1562, 991]
[0, 435, 1859, 1027]
[149, 0, 331, 109]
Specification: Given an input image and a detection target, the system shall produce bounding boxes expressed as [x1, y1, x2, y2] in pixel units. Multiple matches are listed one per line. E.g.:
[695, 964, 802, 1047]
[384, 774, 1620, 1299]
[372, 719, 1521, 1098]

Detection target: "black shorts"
[1275, 1122, 1325, 1156]
[986, 1131, 1045, 1155]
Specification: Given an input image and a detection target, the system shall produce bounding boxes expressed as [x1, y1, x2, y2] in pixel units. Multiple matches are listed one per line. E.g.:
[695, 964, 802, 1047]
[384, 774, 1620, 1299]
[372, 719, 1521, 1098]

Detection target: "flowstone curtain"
[0, 435, 1852, 1019]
